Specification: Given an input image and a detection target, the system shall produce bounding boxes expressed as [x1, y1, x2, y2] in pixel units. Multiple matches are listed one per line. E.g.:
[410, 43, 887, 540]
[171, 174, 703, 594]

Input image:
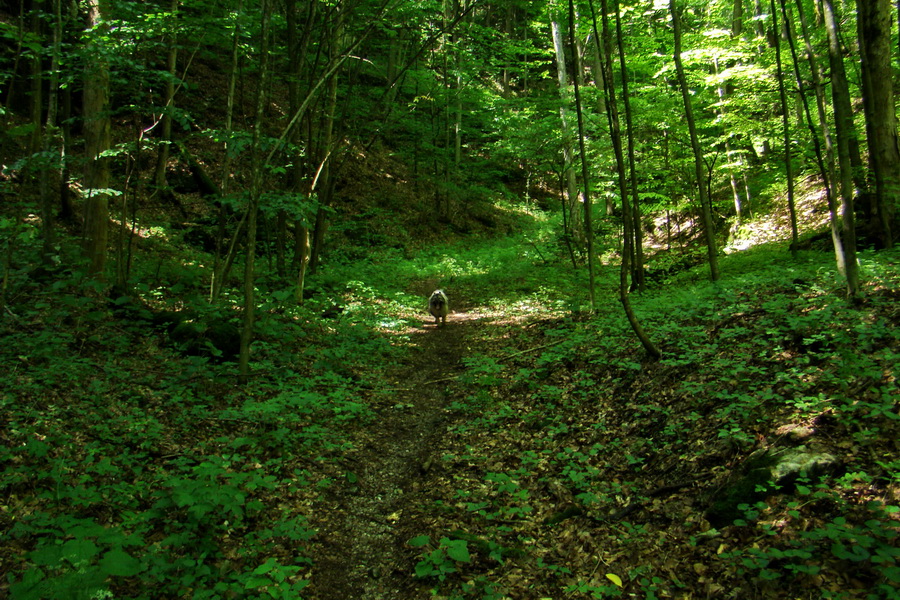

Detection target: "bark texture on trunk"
[857, 0, 897, 248]
[671, 0, 719, 281]
[83, 0, 112, 278]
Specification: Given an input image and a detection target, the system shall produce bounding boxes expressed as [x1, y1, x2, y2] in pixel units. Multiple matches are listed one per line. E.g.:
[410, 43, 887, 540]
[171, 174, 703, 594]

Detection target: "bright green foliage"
[722, 497, 900, 595]
[410, 535, 471, 580]
[0, 229, 398, 597]
[0, 0, 897, 597]
[406, 234, 899, 599]
[4, 201, 899, 599]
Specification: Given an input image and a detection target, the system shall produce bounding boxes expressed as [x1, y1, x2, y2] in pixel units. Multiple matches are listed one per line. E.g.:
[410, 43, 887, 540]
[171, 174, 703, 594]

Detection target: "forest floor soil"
[307, 287, 486, 600]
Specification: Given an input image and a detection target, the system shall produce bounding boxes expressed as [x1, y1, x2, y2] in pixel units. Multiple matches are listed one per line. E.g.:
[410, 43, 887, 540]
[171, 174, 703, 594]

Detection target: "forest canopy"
[2, 0, 897, 287]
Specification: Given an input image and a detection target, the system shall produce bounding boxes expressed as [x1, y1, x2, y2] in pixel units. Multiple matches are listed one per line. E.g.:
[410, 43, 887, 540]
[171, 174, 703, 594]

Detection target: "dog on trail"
[428, 289, 449, 326]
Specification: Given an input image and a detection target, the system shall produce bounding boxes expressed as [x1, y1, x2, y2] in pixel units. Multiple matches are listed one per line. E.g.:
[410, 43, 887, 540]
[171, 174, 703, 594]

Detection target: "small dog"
[428, 289, 449, 326]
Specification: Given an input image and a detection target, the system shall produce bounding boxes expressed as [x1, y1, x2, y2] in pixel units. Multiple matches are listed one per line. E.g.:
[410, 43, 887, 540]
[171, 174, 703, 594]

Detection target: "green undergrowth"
[0, 201, 566, 599]
[406, 245, 900, 600]
[0, 232, 420, 597]
[0, 284, 379, 598]
[333, 203, 586, 308]
[3, 201, 899, 599]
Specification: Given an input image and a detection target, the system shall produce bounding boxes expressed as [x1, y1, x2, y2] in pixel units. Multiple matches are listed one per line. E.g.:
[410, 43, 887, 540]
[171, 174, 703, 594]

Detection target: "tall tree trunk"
[713, 57, 745, 225]
[823, 0, 860, 297]
[59, 82, 74, 222]
[239, 0, 271, 382]
[770, 0, 798, 256]
[752, 0, 767, 51]
[551, 16, 583, 242]
[733, 0, 744, 35]
[857, 0, 897, 248]
[29, 5, 42, 172]
[786, 0, 845, 276]
[36, 1, 57, 265]
[220, 0, 242, 196]
[588, 29, 612, 216]
[613, 0, 646, 291]
[795, 0, 836, 195]
[449, 0, 463, 171]
[718, 0, 752, 225]
[2, 2, 25, 121]
[154, 0, 179, 210]
[568, 0, 595, 311]
[309, 9, 342, 274]
[286, 0, 315, 304]
[593, 0, 660, 359]
[211, 0, 243, 301]
[670, 0, 719, 281]
[83, 0, 112, 278]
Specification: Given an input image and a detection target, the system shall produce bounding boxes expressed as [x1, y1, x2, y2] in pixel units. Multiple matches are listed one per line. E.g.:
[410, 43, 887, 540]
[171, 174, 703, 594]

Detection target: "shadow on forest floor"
[307, 285, 492, 600]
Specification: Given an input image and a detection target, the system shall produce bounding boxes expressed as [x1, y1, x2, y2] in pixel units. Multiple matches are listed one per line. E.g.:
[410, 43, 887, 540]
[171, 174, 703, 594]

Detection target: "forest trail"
[307, 287, 486, 600]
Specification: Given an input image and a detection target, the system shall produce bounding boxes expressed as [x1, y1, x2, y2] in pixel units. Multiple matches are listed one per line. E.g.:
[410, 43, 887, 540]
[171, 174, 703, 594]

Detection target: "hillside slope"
[2, 200, 898, 598]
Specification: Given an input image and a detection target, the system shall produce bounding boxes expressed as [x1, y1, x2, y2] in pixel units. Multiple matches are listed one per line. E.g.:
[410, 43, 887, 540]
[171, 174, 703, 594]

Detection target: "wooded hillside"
[1, 1, 898, 599]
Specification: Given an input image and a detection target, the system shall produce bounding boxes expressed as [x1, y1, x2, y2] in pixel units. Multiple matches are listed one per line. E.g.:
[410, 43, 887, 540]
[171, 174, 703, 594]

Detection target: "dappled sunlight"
[390, 306, 522, 337]
[727, 177, 833, 252]
[3, 0, 898, 595]
[382, 291, 567, 339]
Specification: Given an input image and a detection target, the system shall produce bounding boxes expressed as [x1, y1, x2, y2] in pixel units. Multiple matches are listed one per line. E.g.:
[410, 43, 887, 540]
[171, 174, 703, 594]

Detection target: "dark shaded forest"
[1, 0, 898, 598]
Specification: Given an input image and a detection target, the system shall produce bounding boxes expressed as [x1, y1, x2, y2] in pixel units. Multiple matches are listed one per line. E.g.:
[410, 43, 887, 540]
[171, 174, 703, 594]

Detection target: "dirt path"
[306, 293, 482, 599]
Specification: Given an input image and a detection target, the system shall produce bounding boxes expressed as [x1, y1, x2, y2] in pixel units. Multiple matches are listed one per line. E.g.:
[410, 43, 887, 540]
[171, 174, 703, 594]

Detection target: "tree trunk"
[83, 0, 112, 278]
[221, 0, 242, 196]
[309, 12, 342, 274]
[713, 57, 745, 225]
[29, 4, 41, 170]
[589, 27, 607, 116]
[823, 0, 860, 297]
[449, 0, 463, 171]
[239, 0, 271, 382]
[588, 35, 614, 214]
[720, 0, 752, 223]
[670, 0, 719, 281]
[857, 0, 897, 248]
[786, 0, 845, 276]
[211, 0, 243, 301]
[154, 0, 179, 212]
[733, 0, 744, 35]
[568, 0, 595, 311]
[36, 1, 56, 265]
[45, 0, 68, 231]
[752, 0, 767, 50]
[551, 16, 583, 242]
[286, 0, 315, 303]
[59, 83, 75, 222]
[594, 0, 660, 358]
[613, 0, 646, 291]
[770, 0, 798, 256]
